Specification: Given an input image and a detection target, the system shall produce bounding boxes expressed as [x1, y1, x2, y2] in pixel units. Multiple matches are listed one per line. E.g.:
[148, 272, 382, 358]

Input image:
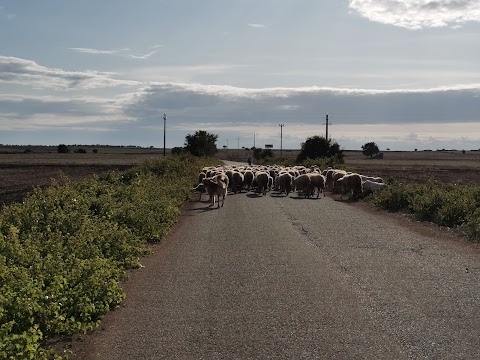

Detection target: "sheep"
[231, 171, 245, 193]
[267, 175, 274, 191]
[243, 170, 254, 190]
[331, 170, 347, 187]
[276, 172, 293, 196]
[254, 171, 269, 195]
[308, 173, 326, 198]
[325, 169, 346, 189]
[293, 173, 312, 197]
[335, 173, 363, 199]
[224, 169, 234, 190]
[363, 179, 388, 194]
[360, 175, 384, 183]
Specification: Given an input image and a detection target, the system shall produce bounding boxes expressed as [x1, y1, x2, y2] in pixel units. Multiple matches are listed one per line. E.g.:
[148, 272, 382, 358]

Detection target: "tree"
[184, 130, 218, 157]
[296, 135, 344, 163]
[362, 142, 380, 158]
[252, 147, 262, 160]
[57, 144, 70, 153]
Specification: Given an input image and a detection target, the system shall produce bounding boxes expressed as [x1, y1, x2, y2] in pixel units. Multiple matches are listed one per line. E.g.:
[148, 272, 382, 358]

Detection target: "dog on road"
[192, 183, 206, 201]
[202, 175, 228, 208]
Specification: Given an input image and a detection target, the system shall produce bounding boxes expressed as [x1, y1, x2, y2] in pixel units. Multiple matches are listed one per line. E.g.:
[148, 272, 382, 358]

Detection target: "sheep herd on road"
[194, 164, 387, 208]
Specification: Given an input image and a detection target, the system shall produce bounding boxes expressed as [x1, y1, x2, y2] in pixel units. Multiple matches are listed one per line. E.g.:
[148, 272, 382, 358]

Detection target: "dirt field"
[218, 148, 480, 185]
[343, 150, 480, 185]
[1, 146, 479, 208]
[0, 146, 164, 208]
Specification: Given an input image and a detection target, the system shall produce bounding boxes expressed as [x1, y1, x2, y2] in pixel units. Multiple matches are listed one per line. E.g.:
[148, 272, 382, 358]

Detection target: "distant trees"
[362, 142, 380, 158]
[57, 144, 70, 153]
[251, 147, 273, 160]
[184, 130, 218, 157]
[171, 147, 185, 155]
[296, 136, 344, 163]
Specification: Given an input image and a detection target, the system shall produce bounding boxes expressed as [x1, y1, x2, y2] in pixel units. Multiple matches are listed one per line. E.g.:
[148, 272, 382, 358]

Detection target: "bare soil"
[0, 146, 163, 208]
[342, 150, 480, 185]
[1, 147, 479, 208]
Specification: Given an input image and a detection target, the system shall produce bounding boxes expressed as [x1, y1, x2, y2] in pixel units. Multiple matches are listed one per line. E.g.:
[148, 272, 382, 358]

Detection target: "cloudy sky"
[1, 0, 480, 151]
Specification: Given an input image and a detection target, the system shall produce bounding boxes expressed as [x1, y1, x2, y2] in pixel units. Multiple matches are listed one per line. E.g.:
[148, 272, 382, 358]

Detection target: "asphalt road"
[72, 187, 480, 359]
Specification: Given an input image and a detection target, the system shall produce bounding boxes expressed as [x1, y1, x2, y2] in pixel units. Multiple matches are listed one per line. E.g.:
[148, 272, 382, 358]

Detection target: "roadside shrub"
[370, 180, 411, 212]
[408, 181, 443, 222]
[464, 209, 480, 241]
[434, 186, 476, 228]
[0, 154, 220, 357]
[370, 180, 480, 241]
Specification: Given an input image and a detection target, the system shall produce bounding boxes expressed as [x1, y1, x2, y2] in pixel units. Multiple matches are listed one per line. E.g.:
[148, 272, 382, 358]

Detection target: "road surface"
[71, 186, 480, 359]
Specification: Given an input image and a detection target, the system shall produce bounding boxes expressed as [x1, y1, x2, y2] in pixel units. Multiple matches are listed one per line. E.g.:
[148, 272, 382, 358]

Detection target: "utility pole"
[279, 124, 284, 156]
[253, 132, 256, 148]
[325, 114, 329, 141]
[163, 112, 167, 156]
[237, 136, 240, 150]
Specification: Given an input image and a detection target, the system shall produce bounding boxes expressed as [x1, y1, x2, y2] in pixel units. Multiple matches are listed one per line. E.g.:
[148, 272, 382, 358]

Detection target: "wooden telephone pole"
[279, 124, 284, 155]
[325, 114, 329, 141]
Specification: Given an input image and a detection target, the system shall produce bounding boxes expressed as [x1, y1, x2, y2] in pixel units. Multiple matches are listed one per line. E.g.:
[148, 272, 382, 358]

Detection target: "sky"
[1, 0, 480, 151]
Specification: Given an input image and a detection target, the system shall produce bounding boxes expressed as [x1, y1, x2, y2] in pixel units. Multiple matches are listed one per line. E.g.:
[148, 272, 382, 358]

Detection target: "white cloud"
[0, 56, 140, 90]
[69, 46, 159, 60]
[248, 23, 267, 28]
[126, 64, 250, 83]
[126, 50, 159, 60]
[349, 0, 480, 29]
[69, 47, 120, 55]
[0, 94, 122, 118]
[1, 56, 480, 150]
[123, 82, 480, 127]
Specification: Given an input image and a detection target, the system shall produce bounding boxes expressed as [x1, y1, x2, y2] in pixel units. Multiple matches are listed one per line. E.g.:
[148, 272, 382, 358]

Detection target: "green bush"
[370, 180, 480, 241]
[0, 154, 220, 358]
[370, 180, 411, 212]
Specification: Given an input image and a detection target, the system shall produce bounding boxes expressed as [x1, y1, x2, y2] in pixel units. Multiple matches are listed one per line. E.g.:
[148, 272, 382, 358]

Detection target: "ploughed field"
[1, 146, 480, 208]
[0, 146, 164, 208]
[343, 150, 480, 185]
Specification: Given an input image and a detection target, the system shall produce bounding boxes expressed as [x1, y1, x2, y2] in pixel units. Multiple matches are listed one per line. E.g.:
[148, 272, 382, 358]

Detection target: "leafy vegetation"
[361, 142, 380, 157]
[296, 136, 344, 163]
[57, 144, 69, 154]
[184, 130, 218, 157]
[370, 179, 480, 241]
[0, 154, 220, 358]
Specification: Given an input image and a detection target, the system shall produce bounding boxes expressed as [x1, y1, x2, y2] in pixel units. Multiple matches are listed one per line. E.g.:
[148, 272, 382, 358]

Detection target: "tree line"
[174, 130, 381, 163]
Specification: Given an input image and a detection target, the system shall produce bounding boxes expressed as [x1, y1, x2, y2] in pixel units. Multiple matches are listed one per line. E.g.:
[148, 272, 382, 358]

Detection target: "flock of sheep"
[195, 164, 387, 208]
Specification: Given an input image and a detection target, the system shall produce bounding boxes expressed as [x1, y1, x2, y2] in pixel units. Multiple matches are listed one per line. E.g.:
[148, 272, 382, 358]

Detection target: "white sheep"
[308, 173, 326, 198]
[363, 179, 388, 194]
[360, 175, 384, 183]
[232, 171, 245, 193]
[293, 173, 312, 197]
[335, 173, 363, 199]
[254, 171, 269, 195]
[276, 172, 293, 196]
